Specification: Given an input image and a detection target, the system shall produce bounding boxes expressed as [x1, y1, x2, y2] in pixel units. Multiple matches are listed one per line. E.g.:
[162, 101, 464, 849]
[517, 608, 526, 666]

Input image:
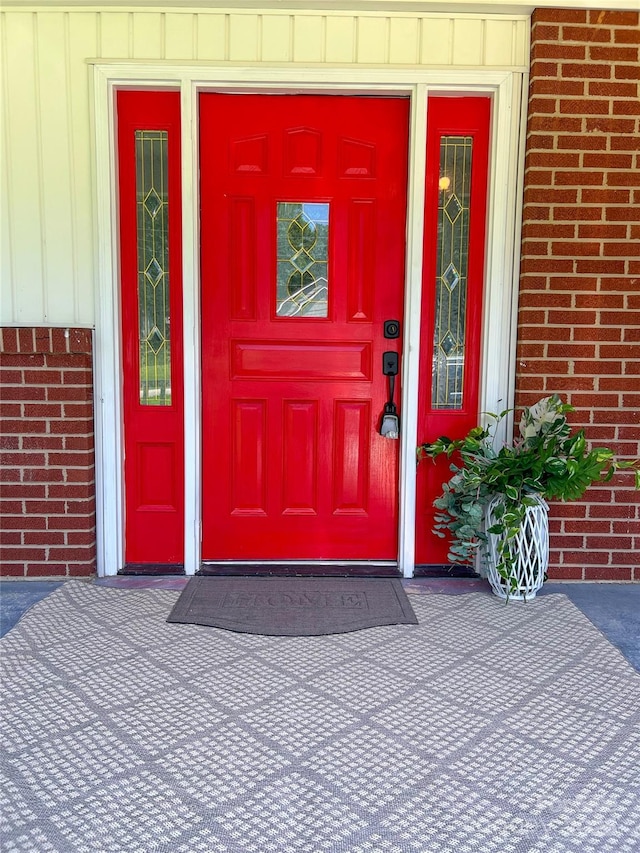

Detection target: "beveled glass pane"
[135, 130, 171, 405]
[276, 202, 329, 317]
[432, 136, 473, 409]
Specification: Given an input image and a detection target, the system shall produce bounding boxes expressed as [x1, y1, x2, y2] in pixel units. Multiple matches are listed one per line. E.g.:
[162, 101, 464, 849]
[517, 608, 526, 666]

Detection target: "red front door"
[200, 94, 409, 561]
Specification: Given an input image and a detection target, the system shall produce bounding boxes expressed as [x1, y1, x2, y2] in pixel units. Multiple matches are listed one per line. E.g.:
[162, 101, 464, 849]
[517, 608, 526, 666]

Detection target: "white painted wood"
[420, 17, 453, 66]
[164, 13, 196, 60]
[92, 70, 123, 576]
[325, 15, 355, 63]
[195, 12, 227, 61]
[261, 14, 291, 62]
[398, 85, 428, 579]
[37, 12, 74, 325]
[181, 79, 200, 577]
[67, 12, 99, 324]
[293, 14, 325, 62]
[2, 13, 46, 323]
[1, 14, 16, 323]
[5, 0, 637, 11]
[229, 13, 259, 61]
[389, 17, 420, 65]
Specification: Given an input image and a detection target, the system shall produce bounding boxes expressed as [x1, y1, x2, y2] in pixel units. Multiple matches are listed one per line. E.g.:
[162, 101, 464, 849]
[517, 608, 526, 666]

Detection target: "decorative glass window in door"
[136, 130, 171, 404]
[276, 202, 329, 317]
[432, 136, 472, 409]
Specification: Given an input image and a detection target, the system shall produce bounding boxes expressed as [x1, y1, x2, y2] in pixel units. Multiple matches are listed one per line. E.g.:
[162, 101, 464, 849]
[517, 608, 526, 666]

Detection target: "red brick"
[2, 354, 45, 369]
[529, 115, 582, 132]
[0, 531, 22, 545]
[546, 344, 598, 359]
[0, 565, 27, 577]
[62, 403, 94, 419]
[49, 420, 93, 435]
[560, 549, 613, 564]
[23, 369, 62, 385]
[550, 241, 601, 256]
[591, 11, 639, 25]
[576, 259, 625, 274]
[0, 452, 46, 466]
[528, 96, 559, 114]
[526, 152, 580, 169]
[1, 419, 47, 434]
[530, 79, 584, 96]
[532, 22, 560, 39]
[590, 46, 638, 62]
[557, 134, 608, 151]
[559, 98, 610, 115]
[22, 469, 64, 483]
[64, 436, 95, 451]
[23, 403, 63, 418]
[603, 242, 640, 257]
[23, 499, 68, 516]
[26, 564, 69, 577]
[564, 519, 611, 533]
[1, 328, 19, 352]
[575, 360, 623, 375]
[554, 207, 603, 221]
[523, 190, 577, 208]
[532, 43, 585, 61]
[527, 133, 555, 150]
[0, 386, 46, 401]
[535, 9, 587, 23]
[0, 547, 46, 561]
[577, 222, 627, 238]
[584, 566, 632, 580]
[18, 329, 34, 353]
[588, 80, 639, 97]
[614, 28, 640, 45]
[520, 258, 573, 274]
[22, 436, 64, 450]
[67, 564, 96, 577]
[583, 152, 633, 169]
[47, 386, 91, 401]
[0, 484, 46, 498]
[610, 135, 640, 151]
[546, 566, 585, 580]
[65, 469, 95, 484]
[561, 63, 612, 79]
[574, 294, 624, 309]
[23, 531, 65, 545]
[606, 207, 638, 220]
[0, 369, 23, 384]
[582, 188, 630, 204]
[0, 403, 22, 417]
[62, 370, 92, 385]
[607, 171, 640, 186]
[615, 64, 640, 80]
[66, 531, 97, 546]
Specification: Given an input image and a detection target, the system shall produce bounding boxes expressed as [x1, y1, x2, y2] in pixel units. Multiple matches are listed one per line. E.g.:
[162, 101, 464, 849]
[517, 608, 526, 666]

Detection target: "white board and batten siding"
[0, 7, 530, 328]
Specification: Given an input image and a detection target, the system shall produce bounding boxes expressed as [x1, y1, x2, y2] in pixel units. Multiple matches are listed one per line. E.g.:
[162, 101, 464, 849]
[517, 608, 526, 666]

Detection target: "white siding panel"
[356, 16, 388, 64]
[485, 19, 516, 67]
[325, 16, 355, 64]
[420, 17, 453, 66]
[1, 15, 15, 322]
[67, 12, 98, 325]
[452, 18, 485, 66]
[196, 13, 226, 62]
[292, 15, 324, 63]
[164, 13, 195, 61]
[389, 17, 419, 65]
[132, 12, 163, 59]
[36, 12, 74, 324]
[229, 13, 258, 61]
[98, 11, 130, 59]
[3, 13, 46, 323]
[261, 14, 291, 63]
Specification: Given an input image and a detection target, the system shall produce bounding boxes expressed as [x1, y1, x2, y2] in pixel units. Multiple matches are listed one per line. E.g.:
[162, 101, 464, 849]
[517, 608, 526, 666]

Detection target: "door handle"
[380, 351, 400, 439]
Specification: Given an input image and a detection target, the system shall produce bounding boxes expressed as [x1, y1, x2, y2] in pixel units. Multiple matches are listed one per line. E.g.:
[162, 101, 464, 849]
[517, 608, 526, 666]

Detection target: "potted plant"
[418, 395, 640, 601]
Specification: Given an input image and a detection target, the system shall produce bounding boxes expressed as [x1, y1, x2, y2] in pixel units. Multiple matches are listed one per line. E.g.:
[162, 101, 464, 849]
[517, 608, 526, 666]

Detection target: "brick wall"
[0, 328, 97, 577]
[518, 8, 640, 580]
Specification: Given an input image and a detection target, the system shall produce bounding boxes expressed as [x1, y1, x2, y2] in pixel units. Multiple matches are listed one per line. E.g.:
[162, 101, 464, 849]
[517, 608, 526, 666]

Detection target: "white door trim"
[92, 64, 526, 577]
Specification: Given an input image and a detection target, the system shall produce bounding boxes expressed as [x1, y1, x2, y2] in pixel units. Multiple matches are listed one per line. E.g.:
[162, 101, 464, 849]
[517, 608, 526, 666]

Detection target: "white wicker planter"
[485, 494, 549, 601]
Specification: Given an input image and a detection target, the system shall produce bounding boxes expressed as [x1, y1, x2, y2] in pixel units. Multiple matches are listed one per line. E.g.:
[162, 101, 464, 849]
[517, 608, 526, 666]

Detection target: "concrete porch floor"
[1, 577, 638, 672]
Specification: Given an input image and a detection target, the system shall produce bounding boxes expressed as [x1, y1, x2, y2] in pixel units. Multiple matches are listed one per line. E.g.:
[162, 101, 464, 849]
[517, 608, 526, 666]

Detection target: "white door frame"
[92, 64, 527, 578]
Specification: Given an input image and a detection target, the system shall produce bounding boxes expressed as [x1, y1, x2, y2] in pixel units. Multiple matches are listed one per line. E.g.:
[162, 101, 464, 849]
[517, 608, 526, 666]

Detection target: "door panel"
[416, 96, 491, 565]
[117, 91, 184, 565]
[200, 94, 409, 561]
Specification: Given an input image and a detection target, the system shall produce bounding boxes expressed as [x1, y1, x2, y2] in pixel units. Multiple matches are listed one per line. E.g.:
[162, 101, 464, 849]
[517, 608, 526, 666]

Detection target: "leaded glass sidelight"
[276, 202, 329, 317]
[432, 136, 473, 409]
[136, 130, 171, 405]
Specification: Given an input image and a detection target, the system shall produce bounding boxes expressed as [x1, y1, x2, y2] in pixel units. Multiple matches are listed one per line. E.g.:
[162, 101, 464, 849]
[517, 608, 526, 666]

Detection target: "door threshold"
[198, 563, 401, 578]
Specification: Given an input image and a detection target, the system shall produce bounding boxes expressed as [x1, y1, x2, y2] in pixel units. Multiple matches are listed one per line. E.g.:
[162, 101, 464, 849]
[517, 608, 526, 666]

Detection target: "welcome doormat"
[166, 576, 418, 635]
